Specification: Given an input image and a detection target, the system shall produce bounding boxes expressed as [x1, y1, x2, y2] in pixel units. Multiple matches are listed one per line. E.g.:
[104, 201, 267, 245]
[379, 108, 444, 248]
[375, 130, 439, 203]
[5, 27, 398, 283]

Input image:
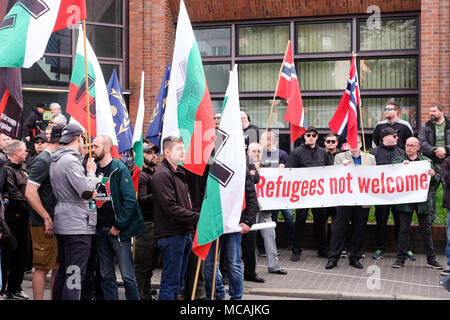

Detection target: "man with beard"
[134, 143, 160, 300]
[91, 135, 144, 300]
[418, 102, 450, 224]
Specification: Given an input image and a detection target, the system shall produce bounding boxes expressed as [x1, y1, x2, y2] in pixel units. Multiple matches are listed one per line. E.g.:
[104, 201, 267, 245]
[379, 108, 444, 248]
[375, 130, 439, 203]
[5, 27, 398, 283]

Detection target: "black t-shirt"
[27, 150, 57, 226]
[95, 161, 115, 228]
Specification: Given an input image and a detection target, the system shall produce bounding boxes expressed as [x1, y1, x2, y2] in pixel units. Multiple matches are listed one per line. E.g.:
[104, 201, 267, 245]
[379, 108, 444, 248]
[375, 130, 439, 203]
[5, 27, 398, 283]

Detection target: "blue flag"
[146, 62, 170, 151]
[107, 69, 133, 153]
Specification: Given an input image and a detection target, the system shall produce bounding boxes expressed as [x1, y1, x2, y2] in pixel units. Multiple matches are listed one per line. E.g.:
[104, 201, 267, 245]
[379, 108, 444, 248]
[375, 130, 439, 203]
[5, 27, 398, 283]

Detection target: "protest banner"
[256, 161, 431, 210]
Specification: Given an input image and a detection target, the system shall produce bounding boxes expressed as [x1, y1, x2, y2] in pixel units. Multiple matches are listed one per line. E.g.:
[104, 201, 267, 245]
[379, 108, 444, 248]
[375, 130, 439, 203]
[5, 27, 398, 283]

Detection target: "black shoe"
[325, 261, 337, 270]
[244, 275, 265, 283]
[269, 269, 288, 275]
[291, 253, 301, 262]
[392, 259, 405, 268]
[349, 259, 363, 269]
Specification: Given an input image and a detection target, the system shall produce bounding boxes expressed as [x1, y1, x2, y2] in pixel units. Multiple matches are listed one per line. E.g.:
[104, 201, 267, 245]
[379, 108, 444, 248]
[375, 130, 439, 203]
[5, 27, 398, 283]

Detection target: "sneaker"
[291, 253, 301, 262]
[406, 250, 417, 261]
[340, 249, 347, 259]
[440, 267, 450, 276]
[6, 291, 30, 300]
[372, 250, 383, 260]
[392, 260, 405, 268]
[361, 253, 366, 259]
[427, 260, 444, 270]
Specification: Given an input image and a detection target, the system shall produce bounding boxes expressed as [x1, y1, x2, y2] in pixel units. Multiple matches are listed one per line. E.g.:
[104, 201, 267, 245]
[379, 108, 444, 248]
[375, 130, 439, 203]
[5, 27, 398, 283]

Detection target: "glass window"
[239, 63, 280, 92]
[360, 58, 417, 89]
[86, 25, 123, 58]
[297, 60, 350, 91]
[212, 100, 224, 115]
[361, 96, 417, 128]
[45, 29, 72, 55]
[359, 18, 417, 51]
[238, 25, 289, 55]
[100, 63, 120, 84]
[22, 56, 72, 87]
[240, 99, 288, 129]
[204, 64, 230, 93]
[194, 28, 231, 57]
[86, 0, 123, 25]
[297, 22, 351, 53]
[302, 98, 341, 129]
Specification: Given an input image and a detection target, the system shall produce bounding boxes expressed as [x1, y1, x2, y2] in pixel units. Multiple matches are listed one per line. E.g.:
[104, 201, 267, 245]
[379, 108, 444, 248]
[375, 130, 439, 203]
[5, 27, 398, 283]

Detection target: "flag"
[67, 24, 119, 156]
[192, 65, 246, 260]
[0, 0, 86, 68]
[132, 71, 145, 169]
[328, 55, 360, 149]
[0, 67, 23, 139]
[146, 62, 170, 152]
[162, 0, 214, 176]
[276, 41, 306, 143]
[107, 69, 133, 154]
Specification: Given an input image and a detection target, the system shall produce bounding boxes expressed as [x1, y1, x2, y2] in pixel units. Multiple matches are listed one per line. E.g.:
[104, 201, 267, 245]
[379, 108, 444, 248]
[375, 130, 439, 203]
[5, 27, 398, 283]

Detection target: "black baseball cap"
[59, 123, 84, 144]
[381, 127, 399, 138]
[143, 144, 160, 153]
[305, 126, 319, 134]
[49, 124, 64, 143]
[34, 132, 48, 143]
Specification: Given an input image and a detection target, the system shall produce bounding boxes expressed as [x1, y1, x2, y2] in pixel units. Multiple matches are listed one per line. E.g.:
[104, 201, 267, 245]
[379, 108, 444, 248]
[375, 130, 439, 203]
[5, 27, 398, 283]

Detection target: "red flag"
[328, 55, 360, 149]
[0, 67, 23, 139]
[53, 0, 87, 32]
[276, 41, 305, 142]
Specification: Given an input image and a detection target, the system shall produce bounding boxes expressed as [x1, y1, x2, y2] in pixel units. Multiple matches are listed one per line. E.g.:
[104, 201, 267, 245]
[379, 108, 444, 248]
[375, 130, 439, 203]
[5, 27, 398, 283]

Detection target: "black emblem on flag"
[0, 0, 49, 31]
[209, 129, 235, 187]
[75, 75, 96, 120]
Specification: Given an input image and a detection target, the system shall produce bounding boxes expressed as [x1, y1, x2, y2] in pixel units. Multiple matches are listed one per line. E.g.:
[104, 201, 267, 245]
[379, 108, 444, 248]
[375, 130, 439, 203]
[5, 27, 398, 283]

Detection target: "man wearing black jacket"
[286, 127, 330, 261]
[22, 103, 46, 156]
[134, 144, 160, 300]
[152, 136, 199, 300]
[1, 140, 29, 300]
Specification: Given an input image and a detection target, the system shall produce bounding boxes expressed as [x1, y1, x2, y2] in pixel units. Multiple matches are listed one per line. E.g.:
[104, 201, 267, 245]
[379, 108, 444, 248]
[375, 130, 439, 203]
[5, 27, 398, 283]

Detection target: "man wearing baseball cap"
[25, 124, 64, 300]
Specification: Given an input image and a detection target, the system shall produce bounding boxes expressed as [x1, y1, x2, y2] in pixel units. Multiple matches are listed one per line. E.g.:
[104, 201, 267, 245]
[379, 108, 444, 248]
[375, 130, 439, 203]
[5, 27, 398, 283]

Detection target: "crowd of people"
[0, 99, 449, 301]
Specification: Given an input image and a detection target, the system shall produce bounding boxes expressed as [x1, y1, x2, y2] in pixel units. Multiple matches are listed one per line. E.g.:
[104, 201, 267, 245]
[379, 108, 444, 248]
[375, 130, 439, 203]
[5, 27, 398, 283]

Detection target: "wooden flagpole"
[191, 256, 202, 300]
[264, 40, 291, 142]
[82, 20, 92, 159]
[210, 238, 220, 300]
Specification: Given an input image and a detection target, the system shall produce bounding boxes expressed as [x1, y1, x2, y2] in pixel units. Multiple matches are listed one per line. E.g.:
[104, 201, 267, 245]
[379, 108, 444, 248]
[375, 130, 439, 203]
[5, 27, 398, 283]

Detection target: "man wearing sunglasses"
[372, 101, 413, 150]
[286, 127, 330, 262]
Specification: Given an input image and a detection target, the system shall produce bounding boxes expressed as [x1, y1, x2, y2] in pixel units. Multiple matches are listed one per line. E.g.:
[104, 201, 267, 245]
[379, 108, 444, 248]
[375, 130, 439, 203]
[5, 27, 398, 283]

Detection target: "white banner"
[257, 161, 431, 210]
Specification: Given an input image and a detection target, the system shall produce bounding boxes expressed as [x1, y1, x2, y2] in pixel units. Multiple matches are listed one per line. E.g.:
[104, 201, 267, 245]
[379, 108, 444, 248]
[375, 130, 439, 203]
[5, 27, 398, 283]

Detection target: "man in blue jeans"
[152, 136, 200, 300]
[440, 154, 450, 276]
[91, 135, 145, 300]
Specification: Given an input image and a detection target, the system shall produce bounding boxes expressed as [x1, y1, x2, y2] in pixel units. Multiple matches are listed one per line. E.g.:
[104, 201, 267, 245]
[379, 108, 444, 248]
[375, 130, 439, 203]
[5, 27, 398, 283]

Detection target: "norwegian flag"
[276, 41, 306, 142]
[328, 55, 361, 149]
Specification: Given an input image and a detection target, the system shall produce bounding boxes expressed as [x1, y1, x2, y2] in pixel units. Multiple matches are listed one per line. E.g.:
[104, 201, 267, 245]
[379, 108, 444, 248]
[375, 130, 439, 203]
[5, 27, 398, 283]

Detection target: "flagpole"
[210, 238, 220, 300]
[82, 20, 92, 159]
[353, 52, 367, 160]
[265, 40, 290, 141]
[191, 257, 202, 300]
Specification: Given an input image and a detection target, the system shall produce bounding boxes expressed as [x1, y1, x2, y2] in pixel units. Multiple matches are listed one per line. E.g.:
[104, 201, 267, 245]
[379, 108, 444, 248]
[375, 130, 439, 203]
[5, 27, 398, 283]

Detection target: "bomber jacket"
[370, 144, 405, 165]
[101, 158, 145, 241]
[418, 118, 450, 163]
[4, 161, 29, 222]
[392, 153, 437, 214]
[286, 143, 330, 168]
[152, 159, 199, 240]
[241, 162, 258, 228]
[138, 166, 155, 222]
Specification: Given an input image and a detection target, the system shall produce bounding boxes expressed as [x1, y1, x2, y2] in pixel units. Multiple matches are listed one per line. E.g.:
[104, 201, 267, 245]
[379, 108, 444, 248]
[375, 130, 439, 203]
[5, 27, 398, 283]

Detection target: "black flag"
[0, 67, 23, 139]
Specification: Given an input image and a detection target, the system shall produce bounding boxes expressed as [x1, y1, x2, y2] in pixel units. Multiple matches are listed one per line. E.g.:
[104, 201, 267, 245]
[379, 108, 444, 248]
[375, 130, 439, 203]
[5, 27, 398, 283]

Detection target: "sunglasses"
[385, 107, 394, 111]
[325, 140, 337, 144]
[35, 141, 47, 145]
[305, 133, 317, 138]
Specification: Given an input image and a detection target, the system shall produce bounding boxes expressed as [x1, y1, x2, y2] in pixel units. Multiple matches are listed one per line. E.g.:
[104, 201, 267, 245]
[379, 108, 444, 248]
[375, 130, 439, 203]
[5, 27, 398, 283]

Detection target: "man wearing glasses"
[286, 127, 330, 261]
[372, 101, 413, 150]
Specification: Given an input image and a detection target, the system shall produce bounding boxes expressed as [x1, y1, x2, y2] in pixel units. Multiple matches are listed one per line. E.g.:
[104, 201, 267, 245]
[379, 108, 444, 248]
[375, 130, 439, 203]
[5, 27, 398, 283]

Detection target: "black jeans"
[292, 208, 328, 255]
[241, 231, 257, 278]
[374, 205, 400, 251]
[1, 220, 29, 294]
[328, 206, 369, 263]
[397, 210, 436, 262]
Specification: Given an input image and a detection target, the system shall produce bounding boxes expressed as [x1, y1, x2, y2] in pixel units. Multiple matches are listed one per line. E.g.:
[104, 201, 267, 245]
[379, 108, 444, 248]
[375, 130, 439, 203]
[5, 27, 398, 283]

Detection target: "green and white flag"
[192, 65, 246, 260]
[0, 0, 87, 68]
[132, 71, 145, 169]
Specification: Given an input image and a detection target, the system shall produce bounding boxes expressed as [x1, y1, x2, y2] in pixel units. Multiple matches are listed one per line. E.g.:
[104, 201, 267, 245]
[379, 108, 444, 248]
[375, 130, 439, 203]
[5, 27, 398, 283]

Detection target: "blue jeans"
[219, 232, 243, 300]
[446, 209, 450, 267]
[204, 240, 226, 300]
[96, 227, 140, 300]
[271, 209, 294, 246]
[158, 234, 193, 300]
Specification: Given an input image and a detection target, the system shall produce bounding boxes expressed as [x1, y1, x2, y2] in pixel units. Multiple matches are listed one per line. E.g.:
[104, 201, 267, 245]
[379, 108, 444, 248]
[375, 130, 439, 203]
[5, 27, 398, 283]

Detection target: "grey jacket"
[418, 118, 450, 163]
[50, 146, 97, 235]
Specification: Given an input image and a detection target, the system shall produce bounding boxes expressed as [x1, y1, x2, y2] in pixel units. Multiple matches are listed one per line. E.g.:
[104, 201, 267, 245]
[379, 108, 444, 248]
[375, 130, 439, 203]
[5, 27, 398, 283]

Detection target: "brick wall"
[420, 0, 450, 121]
[128, 0, 175, 134]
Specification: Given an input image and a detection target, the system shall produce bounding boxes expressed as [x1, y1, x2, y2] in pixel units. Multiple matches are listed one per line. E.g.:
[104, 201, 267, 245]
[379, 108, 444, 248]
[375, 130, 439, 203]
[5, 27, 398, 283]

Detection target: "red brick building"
[1, 0, 449, 150]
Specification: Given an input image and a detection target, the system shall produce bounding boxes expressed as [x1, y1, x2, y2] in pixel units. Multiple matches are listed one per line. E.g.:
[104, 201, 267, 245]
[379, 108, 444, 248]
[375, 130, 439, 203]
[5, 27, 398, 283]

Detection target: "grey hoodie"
[50, 146, 97, 235]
